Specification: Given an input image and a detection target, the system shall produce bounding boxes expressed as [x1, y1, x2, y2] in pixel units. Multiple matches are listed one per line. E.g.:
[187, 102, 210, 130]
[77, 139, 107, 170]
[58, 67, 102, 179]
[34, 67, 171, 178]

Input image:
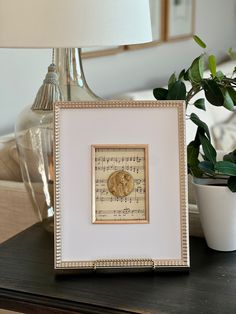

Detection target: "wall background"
[0, 0, 236, 135]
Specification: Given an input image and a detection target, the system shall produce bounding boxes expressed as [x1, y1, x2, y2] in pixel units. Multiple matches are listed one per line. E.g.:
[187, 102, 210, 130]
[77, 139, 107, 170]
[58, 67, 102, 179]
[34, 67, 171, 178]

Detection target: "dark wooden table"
[0, 223, 235, 314]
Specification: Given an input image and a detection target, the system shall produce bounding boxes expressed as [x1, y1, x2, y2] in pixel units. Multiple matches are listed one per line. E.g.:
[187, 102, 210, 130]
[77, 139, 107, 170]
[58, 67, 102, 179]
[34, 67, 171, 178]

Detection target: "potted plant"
[153, 36, 236, 251]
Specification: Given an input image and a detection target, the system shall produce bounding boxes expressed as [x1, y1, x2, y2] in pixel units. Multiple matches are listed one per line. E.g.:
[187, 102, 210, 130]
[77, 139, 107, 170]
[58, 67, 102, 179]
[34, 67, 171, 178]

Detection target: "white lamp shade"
[0, 0, 152, 48]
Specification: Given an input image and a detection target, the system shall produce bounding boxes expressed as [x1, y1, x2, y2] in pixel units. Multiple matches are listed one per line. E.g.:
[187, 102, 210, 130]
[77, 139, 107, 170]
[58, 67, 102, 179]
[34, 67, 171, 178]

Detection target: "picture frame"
[82, 46, 124, 59]
[54, 100, 189, 272]
[165, 0, 195, 41]
[126, 0, 164, 50]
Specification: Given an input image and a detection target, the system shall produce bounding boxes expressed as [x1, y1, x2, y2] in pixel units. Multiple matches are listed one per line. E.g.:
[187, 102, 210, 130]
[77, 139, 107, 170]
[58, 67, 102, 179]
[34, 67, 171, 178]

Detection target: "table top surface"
[0, 223, 236, 314]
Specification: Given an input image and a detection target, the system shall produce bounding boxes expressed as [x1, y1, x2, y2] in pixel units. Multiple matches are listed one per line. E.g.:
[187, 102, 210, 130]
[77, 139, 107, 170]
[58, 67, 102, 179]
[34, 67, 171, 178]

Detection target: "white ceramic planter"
[193, 178, 236, 251]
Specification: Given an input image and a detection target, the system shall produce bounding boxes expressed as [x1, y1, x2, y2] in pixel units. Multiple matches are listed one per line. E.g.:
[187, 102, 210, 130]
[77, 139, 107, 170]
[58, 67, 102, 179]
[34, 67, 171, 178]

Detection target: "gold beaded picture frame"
[54, 101, 189, 272]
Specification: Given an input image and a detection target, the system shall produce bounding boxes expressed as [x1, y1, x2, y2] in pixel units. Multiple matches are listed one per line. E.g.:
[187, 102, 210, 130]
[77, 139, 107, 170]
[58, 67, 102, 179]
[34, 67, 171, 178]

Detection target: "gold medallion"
[107, 170, 134, 197]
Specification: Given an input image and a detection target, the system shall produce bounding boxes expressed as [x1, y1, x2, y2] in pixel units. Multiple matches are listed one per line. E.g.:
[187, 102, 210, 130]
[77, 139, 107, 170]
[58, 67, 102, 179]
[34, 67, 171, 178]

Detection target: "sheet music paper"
[92, 145, 148, 223]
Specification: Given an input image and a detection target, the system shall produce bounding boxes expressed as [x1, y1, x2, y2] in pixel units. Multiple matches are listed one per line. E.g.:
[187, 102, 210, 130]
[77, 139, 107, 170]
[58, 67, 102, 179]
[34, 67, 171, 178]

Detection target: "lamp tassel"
[31, 64, 63, 111]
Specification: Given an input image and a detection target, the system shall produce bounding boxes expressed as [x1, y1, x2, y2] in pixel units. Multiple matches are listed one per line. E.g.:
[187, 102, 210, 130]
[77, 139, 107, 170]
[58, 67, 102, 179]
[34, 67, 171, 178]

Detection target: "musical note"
[93, 146, 148, 222]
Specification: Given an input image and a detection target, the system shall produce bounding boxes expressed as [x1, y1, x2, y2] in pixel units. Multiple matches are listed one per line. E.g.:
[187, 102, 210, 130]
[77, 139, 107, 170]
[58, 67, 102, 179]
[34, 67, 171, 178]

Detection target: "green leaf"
[200, 153, 208, 161]
[178, 69, 186, 80]
[153, 88, 168, 100]
[187, 141, 203, 177]
[184, 69, 190, 81]
[167, 81, 187, 100]
[208, 55, 216, 78]
[187, 141, 200, 165]
[190, 165, 203, 177]
[188, 55, 205, 83]
[223, 150, 236, 163]
[215, 161, 236, 176]
[198, 161, 215, 176]
[215, 71, 224, 81]
[202, 80, 224, 106]
[223, 89, 234, 111]
[228, 88, 236, 104]
[190, 113, 211, 140]
[193, 98, 206, 111]
[228, 47, 236, 60]
[193, 35, 207, 49]
[228, 176, 236, 192]
[168, 73, 177, 89]
[199, 132, 217, 164]
[194, 127, 201, 146]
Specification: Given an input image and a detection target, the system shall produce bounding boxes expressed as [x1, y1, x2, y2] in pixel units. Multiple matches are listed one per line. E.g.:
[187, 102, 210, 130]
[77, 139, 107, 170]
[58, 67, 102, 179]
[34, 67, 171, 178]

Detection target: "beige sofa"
[0, 134, 39, 243]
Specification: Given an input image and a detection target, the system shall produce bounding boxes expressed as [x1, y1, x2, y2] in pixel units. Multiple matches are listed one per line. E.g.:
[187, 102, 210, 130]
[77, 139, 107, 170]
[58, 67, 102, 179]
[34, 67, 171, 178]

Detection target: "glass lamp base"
[16, 48, 101, 232]
[16, 107, 54, 232]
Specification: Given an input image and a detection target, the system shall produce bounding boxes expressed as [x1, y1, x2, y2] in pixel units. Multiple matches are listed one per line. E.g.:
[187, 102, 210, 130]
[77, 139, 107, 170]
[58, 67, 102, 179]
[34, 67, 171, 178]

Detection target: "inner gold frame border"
[91, 144, 149, 224]
[164, 0, 196, 42]
[54, 100, 189, 271]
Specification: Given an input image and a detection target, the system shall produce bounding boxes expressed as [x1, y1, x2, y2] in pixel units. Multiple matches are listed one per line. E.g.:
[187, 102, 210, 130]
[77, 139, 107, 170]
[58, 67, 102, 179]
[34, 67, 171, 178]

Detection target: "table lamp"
[0, 0, 152, 231]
